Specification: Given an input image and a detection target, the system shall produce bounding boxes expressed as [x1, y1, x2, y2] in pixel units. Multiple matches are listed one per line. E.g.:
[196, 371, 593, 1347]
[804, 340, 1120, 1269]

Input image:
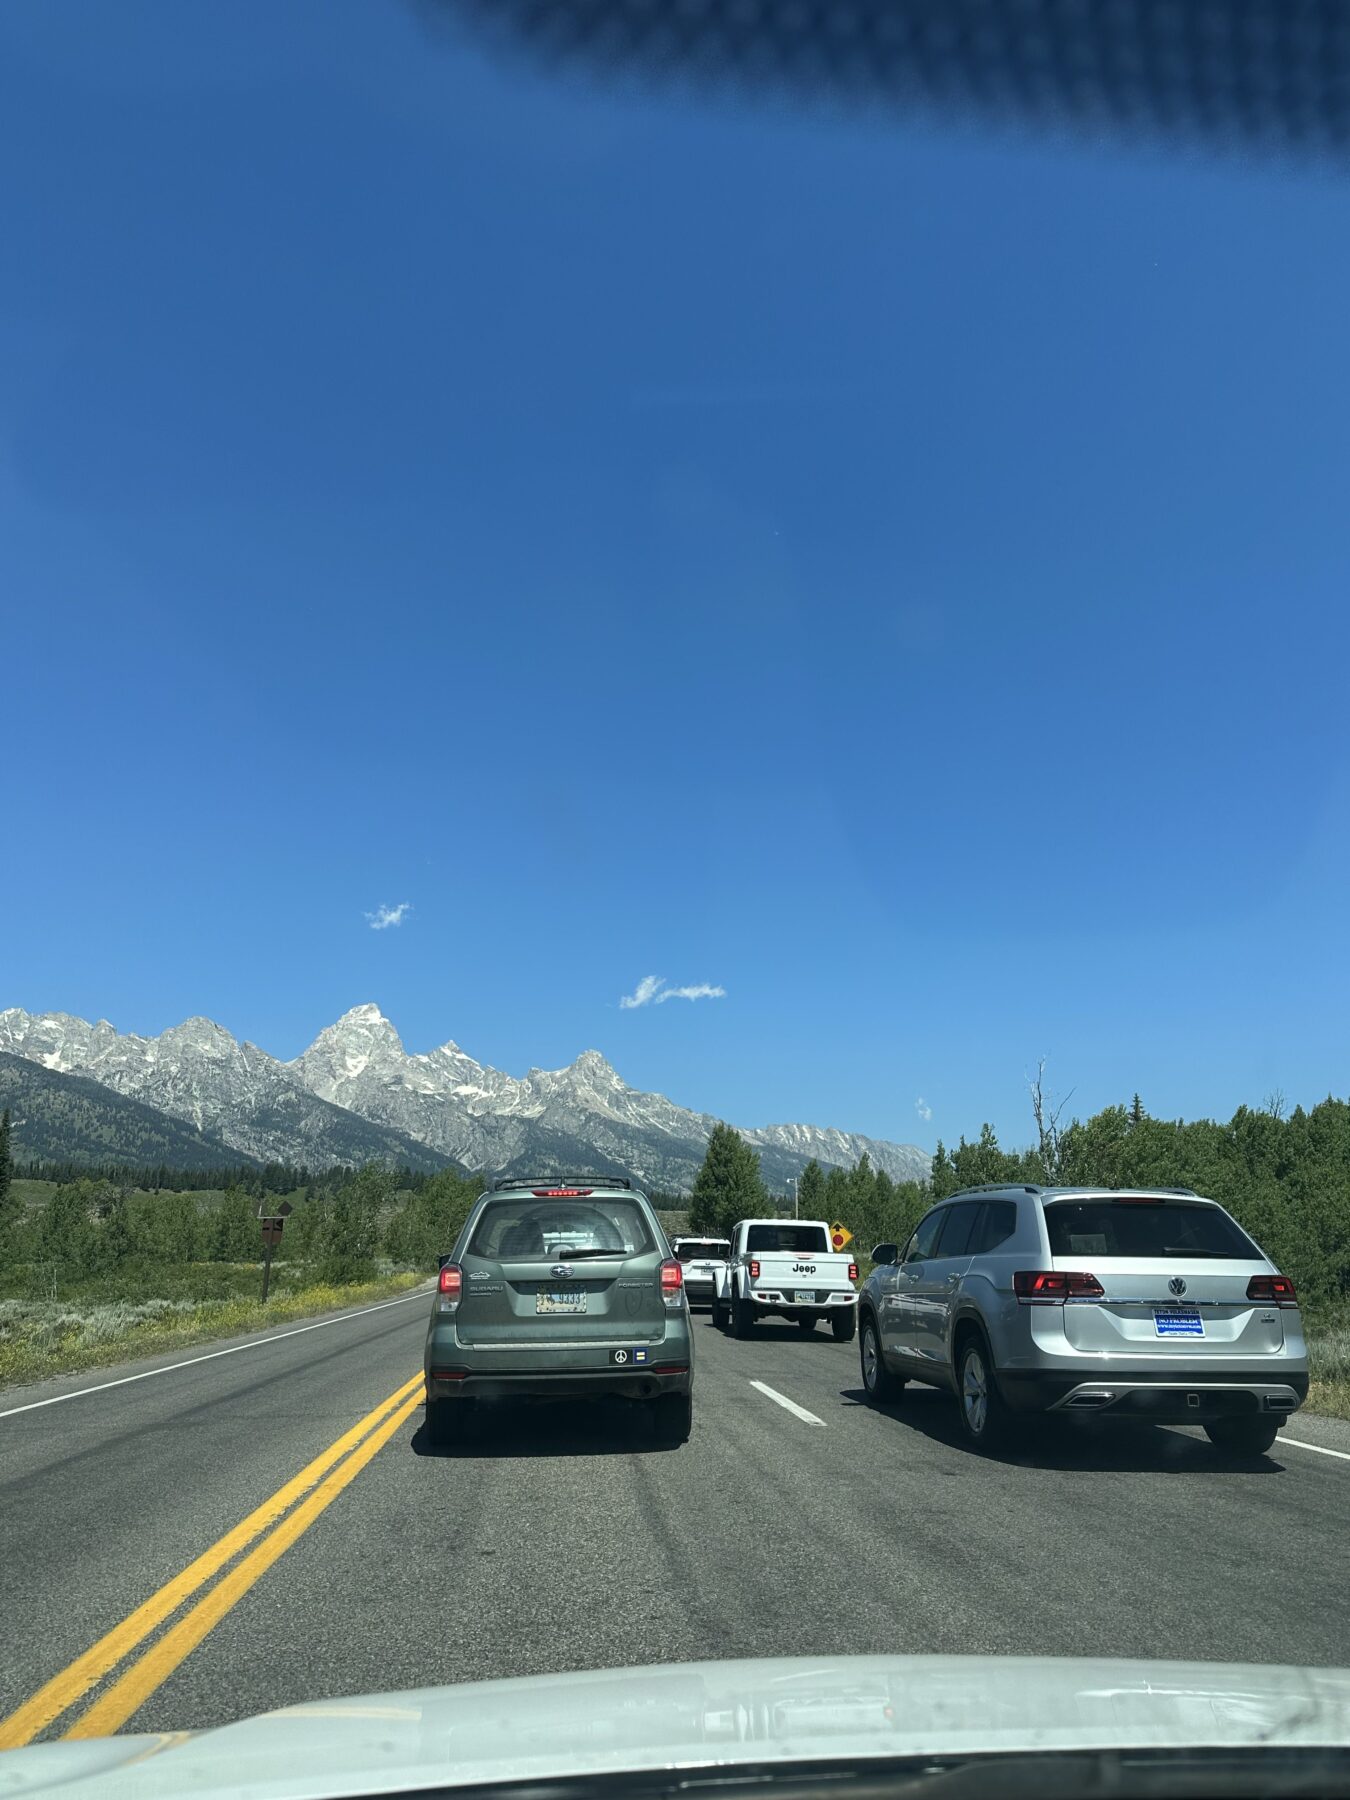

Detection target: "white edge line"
[750, 1378, 826, 1427]
[1279, 1434, 1350, 1462]
[0, 1287, 431, 1421]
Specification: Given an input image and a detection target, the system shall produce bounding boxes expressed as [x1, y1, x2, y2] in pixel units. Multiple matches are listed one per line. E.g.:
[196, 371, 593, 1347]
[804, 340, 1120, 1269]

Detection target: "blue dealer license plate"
[1153, 1305, 1203, 1337]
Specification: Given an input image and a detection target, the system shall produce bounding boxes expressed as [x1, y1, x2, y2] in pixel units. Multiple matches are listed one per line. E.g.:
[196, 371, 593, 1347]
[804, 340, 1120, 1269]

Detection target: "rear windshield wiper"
[1160, 1248, 1241, 1259]
[552, 1246, 634, 1259]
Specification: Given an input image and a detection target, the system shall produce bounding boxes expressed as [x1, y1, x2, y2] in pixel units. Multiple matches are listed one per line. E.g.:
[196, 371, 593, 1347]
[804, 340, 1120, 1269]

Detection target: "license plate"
[537, 1290, 586, 1315]
[1154, 1304, 1203, 1336]
[794, 1288, 816, 1304]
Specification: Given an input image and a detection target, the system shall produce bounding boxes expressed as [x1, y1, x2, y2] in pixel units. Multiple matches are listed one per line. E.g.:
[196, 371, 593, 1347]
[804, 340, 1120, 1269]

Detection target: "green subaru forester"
[424, 1177, 694, 1447]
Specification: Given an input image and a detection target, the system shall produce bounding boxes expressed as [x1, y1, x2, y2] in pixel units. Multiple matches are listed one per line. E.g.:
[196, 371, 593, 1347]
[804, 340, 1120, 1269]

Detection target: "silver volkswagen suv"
[857, 1185, 1308, 1457]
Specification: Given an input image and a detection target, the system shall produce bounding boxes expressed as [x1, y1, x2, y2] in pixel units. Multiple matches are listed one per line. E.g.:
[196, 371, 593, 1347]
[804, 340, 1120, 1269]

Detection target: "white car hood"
[2, 1654, 1347, 1800]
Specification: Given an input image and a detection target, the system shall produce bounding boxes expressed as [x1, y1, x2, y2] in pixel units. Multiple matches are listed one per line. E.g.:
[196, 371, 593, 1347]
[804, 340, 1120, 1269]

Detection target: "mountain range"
[0, 1005, 932, 1191]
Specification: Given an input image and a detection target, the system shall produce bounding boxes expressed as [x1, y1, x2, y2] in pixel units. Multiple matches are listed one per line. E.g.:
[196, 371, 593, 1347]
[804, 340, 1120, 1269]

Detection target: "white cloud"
[619, 975, 666, 1010]
[660, 984, 726, 1004]
[619, 975, 725, 1010]
[365, 902, 412, 932]
[915, 1096, 933, 1122]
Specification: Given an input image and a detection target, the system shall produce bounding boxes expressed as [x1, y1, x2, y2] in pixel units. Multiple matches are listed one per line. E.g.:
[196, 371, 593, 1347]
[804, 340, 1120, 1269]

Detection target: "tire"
[832, 1309, 857, 1343]
[797, 1316, 817, 1334]
[1204, 1417, 1280, 1457]
[732, 1289, 756, 1339]
[955, 1334, 1012, 1451]
[710, 1294, 728, 1330]
[859, 1312, 905, 1402]
[653, 1391, 692, 1447]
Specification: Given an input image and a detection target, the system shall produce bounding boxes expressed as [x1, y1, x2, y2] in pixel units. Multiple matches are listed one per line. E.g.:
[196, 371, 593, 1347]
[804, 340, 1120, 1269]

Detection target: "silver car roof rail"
[945, 1183, 1044, 1199]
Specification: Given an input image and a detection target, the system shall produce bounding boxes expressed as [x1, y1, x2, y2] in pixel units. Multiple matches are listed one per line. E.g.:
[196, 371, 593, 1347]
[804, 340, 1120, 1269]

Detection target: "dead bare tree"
[1028, 1057, 1074, 1185]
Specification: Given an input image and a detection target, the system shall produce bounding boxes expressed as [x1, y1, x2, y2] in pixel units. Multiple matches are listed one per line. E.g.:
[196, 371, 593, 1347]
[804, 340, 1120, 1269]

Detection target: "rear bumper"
[426, 1366, 691, 1404]
[997, 1366, 1308, 1422]
[751, 1290, 858, 1311]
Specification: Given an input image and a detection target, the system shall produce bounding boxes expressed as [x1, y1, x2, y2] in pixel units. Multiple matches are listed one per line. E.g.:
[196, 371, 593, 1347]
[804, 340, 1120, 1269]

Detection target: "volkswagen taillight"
[1247, 1274, 1298, 1306]
[1013, 1270, 1104, 1300]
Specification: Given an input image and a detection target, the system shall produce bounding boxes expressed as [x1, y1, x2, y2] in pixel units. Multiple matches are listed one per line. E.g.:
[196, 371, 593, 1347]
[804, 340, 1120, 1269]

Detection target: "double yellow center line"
[0, 1373, 424, 1748]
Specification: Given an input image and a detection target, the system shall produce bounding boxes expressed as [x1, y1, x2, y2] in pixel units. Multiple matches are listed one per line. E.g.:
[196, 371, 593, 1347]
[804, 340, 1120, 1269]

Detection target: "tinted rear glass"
[469, 1198, 654, 1259]
[673, 1241, 730, 1261]
[1044, 1200, 1260, 1261]
[971, 1200, 1017, 1254]
[934, 1202, 982, 1257]
[746, 1224, 830, 1254]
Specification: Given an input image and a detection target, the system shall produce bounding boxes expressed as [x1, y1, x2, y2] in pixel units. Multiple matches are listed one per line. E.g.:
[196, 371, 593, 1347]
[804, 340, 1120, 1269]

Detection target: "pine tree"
[797, 1158, 827, 1218]
[1128, 1093, 1146, 1129]
[688, 1124, 767, 1237]
[929, 1139, 957, 1200]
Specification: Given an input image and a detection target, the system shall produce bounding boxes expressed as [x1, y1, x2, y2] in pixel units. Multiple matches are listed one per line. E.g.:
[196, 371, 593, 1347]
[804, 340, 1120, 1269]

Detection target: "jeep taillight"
[848, 1261, 858, 1281]
[438, 1263, 463, 1302]
[749, 1259, 760, 1279]
[1247, 1274, 1298, 1306]
[1013, 1270, 1104, 1300]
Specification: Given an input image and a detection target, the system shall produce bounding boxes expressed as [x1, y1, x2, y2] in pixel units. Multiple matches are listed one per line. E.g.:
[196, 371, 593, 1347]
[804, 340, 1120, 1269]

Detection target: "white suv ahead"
[857, 1185, 1308, 1457]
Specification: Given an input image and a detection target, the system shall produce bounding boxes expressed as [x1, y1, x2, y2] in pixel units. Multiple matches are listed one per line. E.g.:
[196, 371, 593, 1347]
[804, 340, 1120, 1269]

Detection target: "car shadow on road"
[838, 1384, 1287, 1474]
[699, 1317, 850, 1346]
[409, 1398, 679, 1459]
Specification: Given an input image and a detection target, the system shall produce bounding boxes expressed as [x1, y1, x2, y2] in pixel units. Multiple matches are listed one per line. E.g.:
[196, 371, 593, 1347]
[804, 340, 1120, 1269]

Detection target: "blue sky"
[3, 1, 1347, 1153]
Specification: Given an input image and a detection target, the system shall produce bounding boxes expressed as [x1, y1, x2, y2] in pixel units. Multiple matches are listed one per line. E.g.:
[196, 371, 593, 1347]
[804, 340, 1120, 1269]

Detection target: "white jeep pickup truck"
[712, 1218, 858, 1340]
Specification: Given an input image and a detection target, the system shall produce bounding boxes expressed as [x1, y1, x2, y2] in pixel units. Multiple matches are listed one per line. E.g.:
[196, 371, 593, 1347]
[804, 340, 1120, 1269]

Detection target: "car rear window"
[469, 1198, 654, 1259]
[1044, 1199, 1260, 1261]
[673, 1241, 730, 1261]
[745, 1224, 830, 1254]
[971, 1200, 1017, 1254]
[933, 1201, 983, 1257]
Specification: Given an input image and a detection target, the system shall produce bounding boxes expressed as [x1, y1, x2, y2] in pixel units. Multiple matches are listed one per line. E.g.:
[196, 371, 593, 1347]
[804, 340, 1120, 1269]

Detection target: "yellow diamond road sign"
[830, 1222, 853, 1251]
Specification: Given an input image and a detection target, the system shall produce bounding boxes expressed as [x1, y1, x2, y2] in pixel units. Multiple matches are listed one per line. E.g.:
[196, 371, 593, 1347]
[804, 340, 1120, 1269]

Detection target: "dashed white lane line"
[0, 1289, 431, 1421]
[750, 1379, 826, 1426]
[1279, 1435, 1350, 1462]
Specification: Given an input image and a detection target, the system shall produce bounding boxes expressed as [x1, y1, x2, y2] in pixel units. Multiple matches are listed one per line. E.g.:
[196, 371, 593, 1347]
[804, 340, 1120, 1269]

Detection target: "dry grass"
[0, 1274, 425, 1391]
[1307, 1316, 1350, 1421]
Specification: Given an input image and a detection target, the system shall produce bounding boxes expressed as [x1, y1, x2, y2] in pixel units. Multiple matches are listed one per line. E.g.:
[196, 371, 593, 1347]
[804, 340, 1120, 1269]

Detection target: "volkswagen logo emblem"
[1168, 1276, 1187, 1297]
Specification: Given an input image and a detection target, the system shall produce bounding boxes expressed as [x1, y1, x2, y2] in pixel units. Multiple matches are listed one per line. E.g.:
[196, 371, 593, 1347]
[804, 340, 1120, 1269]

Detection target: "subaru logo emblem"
[552, 1263, 573, 1279]
[1168, 1276, 1187, 1296]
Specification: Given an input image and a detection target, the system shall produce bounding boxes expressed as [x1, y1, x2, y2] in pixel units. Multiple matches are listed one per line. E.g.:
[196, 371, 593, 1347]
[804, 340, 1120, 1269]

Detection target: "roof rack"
[491, 1174, 633, 1191]
[946, 1183, 1043, 1199]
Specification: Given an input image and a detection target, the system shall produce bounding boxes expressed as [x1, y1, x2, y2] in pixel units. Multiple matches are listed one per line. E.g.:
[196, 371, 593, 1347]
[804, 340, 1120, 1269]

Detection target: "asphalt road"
[2, 1291, 1349, 1746]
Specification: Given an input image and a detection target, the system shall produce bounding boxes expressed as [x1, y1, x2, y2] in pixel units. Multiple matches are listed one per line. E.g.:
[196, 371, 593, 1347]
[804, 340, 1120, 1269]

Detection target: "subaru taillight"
[660, 1259, 683, 1295]
[438, 1263, 463, 1302]
[749, 1259, 760, 1279]
[1013, 1270, 1104, 1300]
[1247, 1274, 1298, 1306]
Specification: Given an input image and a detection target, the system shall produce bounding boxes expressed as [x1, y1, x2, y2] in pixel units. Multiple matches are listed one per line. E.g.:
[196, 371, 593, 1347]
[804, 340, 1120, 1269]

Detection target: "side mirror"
[871, 1243, 898, 1266]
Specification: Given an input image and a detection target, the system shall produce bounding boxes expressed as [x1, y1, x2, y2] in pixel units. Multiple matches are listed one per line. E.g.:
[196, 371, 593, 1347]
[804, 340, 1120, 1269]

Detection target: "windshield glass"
[3, 0, 1348, 1773]
[1045, 1200, 1261, 1261]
